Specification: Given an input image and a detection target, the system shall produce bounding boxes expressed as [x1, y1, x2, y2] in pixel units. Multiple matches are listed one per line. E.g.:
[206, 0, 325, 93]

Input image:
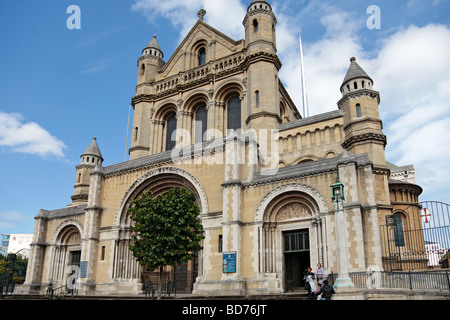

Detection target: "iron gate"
[382, 201, 450, 271]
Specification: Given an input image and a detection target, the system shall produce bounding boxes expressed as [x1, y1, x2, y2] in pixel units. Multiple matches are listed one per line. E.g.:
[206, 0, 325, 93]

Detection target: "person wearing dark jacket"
[317, 279, 335, 300]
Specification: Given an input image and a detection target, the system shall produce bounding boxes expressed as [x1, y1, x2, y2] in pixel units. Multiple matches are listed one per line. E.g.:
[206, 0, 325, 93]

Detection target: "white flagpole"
[124, 103, 131, 161]
[299, 33, 309, 118]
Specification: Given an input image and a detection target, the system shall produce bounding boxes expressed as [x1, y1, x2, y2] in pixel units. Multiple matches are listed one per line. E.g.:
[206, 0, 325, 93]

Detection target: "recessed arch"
[114, 167, 208, 228]
[214, 79, 243, 102]
[51, 219, 83, 245]
[154, 102, 177, 121]
[255, 183, 328, 223]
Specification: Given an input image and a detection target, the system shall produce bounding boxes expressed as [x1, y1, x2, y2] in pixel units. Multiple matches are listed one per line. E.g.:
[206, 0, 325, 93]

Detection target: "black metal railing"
[46, 282, 79, 300]
[327, 270, 450, 291]
[145, 280, 177, 299]
[381, 201, 450, 272]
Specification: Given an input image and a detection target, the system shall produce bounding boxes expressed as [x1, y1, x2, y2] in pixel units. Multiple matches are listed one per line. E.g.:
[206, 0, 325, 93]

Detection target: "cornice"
[245, 111, 281, 125]
[243, 8, 277, 26]
[337, 89, 380, 107]
[341, 132, 387, 149]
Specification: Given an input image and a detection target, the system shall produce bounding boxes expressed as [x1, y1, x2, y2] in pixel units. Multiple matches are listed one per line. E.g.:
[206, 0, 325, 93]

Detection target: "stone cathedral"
[23, 0, 422, 296]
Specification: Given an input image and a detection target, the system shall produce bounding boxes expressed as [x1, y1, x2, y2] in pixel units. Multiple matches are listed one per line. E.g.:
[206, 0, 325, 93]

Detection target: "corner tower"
[243, 0, 281, 131]
[71, 137, 103, 205]
[244, 0, 277, 55]
[137, 35, 164, 85]
[338, 57, 387, 167]
[131, 35, 165, 160]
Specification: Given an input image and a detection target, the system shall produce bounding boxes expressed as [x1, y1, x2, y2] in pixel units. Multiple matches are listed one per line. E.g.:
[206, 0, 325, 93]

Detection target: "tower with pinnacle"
[338, 57, 387, 168]
[71, 137, 103, 206]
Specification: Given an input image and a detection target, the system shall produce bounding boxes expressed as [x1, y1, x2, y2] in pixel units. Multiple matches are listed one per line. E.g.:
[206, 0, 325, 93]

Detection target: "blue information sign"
[79, 261, 88, 278]
[223, 252, 236, 273]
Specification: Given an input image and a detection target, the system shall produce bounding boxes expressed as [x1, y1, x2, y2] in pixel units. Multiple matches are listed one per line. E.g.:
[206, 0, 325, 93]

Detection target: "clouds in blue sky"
[0, 112, 67, 158]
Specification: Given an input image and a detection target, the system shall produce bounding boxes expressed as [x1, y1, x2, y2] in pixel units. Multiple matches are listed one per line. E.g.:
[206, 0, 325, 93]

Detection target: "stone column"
[78, 165, 103, 295]
[333, 195, 355, 291]
[220, 136, 245, 295]
[21, 217, 47, 294]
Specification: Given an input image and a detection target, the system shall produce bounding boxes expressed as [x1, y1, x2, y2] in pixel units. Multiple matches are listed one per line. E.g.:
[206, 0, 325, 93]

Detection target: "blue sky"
[1, 0, 449, 234]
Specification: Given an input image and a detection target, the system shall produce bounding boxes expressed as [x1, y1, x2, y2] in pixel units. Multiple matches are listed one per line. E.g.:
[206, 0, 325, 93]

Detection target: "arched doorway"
[114, 167, 208, 293]
[255, 183, 329, 292]
[49, 222, 82, 288]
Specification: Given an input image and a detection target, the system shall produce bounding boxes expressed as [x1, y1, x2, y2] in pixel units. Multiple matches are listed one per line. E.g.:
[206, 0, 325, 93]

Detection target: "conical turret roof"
[81, 137, 103, 161]
[341, 57, 373, 88]
[144, 35, 163, 55]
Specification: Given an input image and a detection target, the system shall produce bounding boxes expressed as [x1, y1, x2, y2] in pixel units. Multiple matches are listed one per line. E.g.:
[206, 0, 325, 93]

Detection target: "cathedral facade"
[23, 0, 422, 296]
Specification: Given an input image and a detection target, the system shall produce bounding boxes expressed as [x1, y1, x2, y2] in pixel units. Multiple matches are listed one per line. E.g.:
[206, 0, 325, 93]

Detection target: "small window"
[101, 246, 106, 260]
[253, 19, 258, 32]
[198, 47, 206, 66]
[353, 82, 358, 90]
[356, 104, 362, 118]
[218, 235, 223, 253]
[255, 90, 260, 107]
[77, 173, 81, 183]
[134, 127, 138, 141]
[393, 214, 405, 247]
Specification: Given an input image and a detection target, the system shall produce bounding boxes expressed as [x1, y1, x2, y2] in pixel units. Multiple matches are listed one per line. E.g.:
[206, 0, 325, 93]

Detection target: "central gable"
[157, 20, 245, 80]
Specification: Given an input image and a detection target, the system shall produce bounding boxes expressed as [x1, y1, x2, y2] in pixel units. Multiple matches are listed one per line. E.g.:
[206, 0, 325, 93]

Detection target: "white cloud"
[0, 112, 67, 157]
[277, 7, 366, 115]
[132, 0, 246, 41]
[0, 211, 26, 230]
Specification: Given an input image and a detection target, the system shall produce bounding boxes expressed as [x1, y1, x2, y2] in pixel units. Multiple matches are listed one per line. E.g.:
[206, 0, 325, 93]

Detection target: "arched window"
[227, 95, 241, 132]
[194, 104, 208, 143]
[198, 47, 206, 66]
[393, 214, 405, 247]
[356, 104, 362, 118]
[165, 114, 177, 151]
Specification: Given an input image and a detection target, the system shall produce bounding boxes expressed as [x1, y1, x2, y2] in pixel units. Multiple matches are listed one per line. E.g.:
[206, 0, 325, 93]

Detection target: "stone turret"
[137, 34, 165, 85]
[338, 57, 387, 167]
[71, 137, 103, 205]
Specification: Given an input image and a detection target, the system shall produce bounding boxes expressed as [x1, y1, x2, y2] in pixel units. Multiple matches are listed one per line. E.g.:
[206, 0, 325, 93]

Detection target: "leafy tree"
[128, 187, 204, 296]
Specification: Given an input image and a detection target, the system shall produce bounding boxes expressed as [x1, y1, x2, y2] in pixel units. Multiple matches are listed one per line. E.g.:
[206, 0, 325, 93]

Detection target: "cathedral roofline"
[277, 109, 343, 131]
[160, 19, 244, 75]
[35, 204, 87, 220]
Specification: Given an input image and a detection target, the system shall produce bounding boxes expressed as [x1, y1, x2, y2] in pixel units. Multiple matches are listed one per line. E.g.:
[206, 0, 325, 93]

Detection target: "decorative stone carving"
[276, 203, 311, 222]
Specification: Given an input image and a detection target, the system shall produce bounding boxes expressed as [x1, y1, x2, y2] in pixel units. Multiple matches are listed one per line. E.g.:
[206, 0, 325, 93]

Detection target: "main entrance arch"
[112, 167, 208, 292]
[255, 183, 329, 292]
[48, 221, 83, 288]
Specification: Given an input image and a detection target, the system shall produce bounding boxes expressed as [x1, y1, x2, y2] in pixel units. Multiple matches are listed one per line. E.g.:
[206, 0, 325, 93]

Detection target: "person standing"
[303, 267, 315, 299]
[316, 263, 324, 289]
